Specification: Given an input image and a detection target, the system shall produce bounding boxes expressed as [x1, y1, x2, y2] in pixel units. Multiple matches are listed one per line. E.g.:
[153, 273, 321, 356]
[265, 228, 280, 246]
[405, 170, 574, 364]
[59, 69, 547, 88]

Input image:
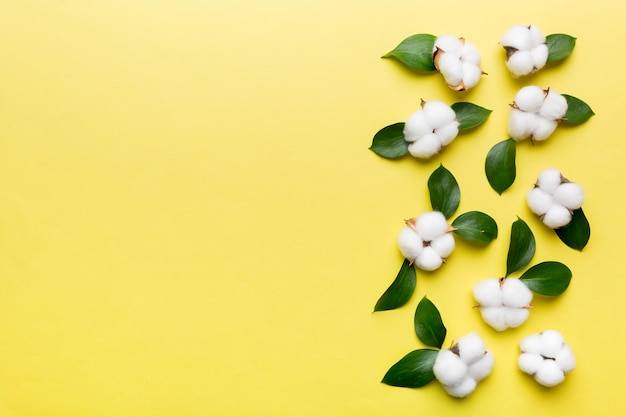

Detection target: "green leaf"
[373, 259, 416, 312]
[555, 208, 590, 251]
[485, 138, 517, 194]
[381, 349, 438, 388]
[546, 34, 576, 63]
[428, 165, 460, 219]
[562, 94, 595, 125]
[414, 296, 446, 349]
[506, 217, 536, 277]
[369, 122, 409, 159]
[382, 34, 437, 72]
[519, 261, 572, 296]
[452, 211, 498, 244]
[451, 102, 492, 131]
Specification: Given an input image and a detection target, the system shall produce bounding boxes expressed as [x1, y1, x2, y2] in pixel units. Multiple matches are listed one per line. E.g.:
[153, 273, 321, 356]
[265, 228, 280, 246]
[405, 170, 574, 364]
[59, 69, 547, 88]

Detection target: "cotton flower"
[397, 211, 455, 271]
[403, 100, 460, 159]
[433, 35, 484, 91]
[508, 86, 568, 142]
[527, 168, 585, 228]
[433, 332, 494, 398]
[501, 24, 549, 77]
[518, 330, 575, 387]
[473, 278, 533, 331]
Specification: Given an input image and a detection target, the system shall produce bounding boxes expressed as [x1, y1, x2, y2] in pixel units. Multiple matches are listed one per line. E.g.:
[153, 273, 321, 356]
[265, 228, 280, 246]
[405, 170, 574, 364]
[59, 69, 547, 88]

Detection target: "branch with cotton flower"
[382, 296, 494, 398]
[473, 218, 572, 331]
[374, 165, 498, 312]
[500, 24, 576, 78]
[382, 33, 485, 91]
[369, 99, 491, 160]
[484, 86, 594, 194]
[527, 168, 590, 250]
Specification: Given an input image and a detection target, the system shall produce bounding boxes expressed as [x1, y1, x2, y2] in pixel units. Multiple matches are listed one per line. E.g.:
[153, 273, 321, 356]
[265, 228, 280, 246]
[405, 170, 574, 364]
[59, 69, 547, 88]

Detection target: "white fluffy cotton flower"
[397, 211, 455, 271]
[508, 86, 568, 142]
[501, 24, 549, 77]
[403, 101, 460, 159]
[527, 168, 585, 229]
[473, 277, 533, 331]
[433, 35, 483, 91]
[518, 330, 575, 387]
[433, 332, 494, 398]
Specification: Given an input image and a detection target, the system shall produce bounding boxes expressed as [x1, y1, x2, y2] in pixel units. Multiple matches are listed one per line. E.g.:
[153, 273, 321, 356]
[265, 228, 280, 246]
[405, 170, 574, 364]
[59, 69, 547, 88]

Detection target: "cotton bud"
[501, 24, 548, 77]
[433, 35, 483, 91]
[508, 86, 568, 142]
[403, 101, 460, 159]
[397, 211, 455, 271]
[433, 332, 493, 398]
[519, 330, 575, 387]
[527, 168, 585, 229]
[473, 277, 533, 331]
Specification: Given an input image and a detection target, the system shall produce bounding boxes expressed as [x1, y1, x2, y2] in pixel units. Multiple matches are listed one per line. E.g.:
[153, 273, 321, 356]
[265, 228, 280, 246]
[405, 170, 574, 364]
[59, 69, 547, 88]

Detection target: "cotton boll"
[503, 307, 530, 328]
[527, 24, 546, 46]
[433, 349, 468, 386]
[467, 350, 494, 381]
[555, 344, 576, 373]
[508, 109, 538, 141]
[437, 53, 464, 88]
[431, 233, 455, 259]
[540, 330, 565, 359]
[456, 332, 487, 365]
[501, 25, 533, 50]
[434, 35, 464, 55]
[530, 44, 548, 70]
[403, 110, 432, 143]
[434, 122, 460, 146]
[542, 204, 572, 229]
[505, 50, 535, 77]
[502, 278, 533, 308]
[461, 43, 481, 65]
[540, 89, 568, 120]
[520, 333, 543, 354]
[514, 86, 546, 113]
[443, 376, 477, 398]
[415, 246, 443, 271]
[553, 182, 585, 210]
[462, 63, 482, 90]
[408, 133, 441, 159]
[480, 307, 508, 331]
[518, 352, 543, 375]
[531, 117, 558, 141]
[397, 226, 423, 261]
[415, 211, 449, 241]
[534, 360, 565, 387]
[423, 101, 456, 130]
[536, 168, 563, 194]
[473, 278, 503, 307]
[527, 187, 554, 216]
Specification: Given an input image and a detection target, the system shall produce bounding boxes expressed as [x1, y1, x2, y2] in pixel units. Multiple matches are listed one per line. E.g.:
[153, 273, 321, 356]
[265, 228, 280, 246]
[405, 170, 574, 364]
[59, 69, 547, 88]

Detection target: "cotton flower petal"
[434, 35, 464, 55]
[462, 62, 482, 90]
[415, 211, 449, 241]
[433, 349, 468, 386]
[518, 352, 543, 375]
[473, 278, 503, 307]
[503, 307, 530, 328]
[403, 110, 432, 142]
[437, 53, 464, 88]
[467, 350, 494, 382]
[540, 89, 568, 120]
[423, 101, 457, 130]
[502, 278, 533, 308]
[530, 44, 548, 70]
[536, 168, 563, 194]
[540, 330, 565, 359]
[430, 233, 455, 259]
[501, 24, 533, 50]
[534, 360, 565, 387]
[456, 332, 487, 365]
[555, 344, 576, 373]
[553, 182, 585, 210]
[542, 204, 572, 228]
[407, 133, 441, 159]
[480, 307, 508, 331]
[527, 24, 546, 45]
[527, 187, 554, 216]
[505, 50, 535, 77]
[415, 246, 443, 271]
[460, 43, 481, 65]
[508, 109, 539, 141]
[435, 121, 460, 146]
[514, 85, 546, 113]
[397, 226, 423, 261]
[531, 117, 558, 141]
[520, 333, 543, 354]
[443, 376, 477, 398]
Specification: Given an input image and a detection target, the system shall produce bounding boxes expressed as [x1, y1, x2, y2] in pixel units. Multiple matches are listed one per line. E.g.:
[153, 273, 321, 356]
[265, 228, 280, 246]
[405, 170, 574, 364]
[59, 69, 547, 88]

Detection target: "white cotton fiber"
[534, 360, 565, 387]
[434, 35, 463, 54]
[397, 226, 423, 260]
[403, 110, 432, 142]
[461, 43, 481, 65]
[431, 233, 455, 259]
[518, 352, 543, 375]
[443, 376, 477, 398]
[503, 307, 530, 328]
[456, 332, 486, 364]
[501, 278, 533, 308]
[433, 349, 468, 386]
[555, 344, 576, 373]
[527, 187, 554, 216]
[414, 246, 443, 271]
[540, 330, 565, 359]
[467, 350, 494, 382]
[531, 117, 558, 141]
[437, 53, 464, 88]
[508, 109, 538, 141]
[553, 182, 585, 210]
[434, 122, 460, 146]
[536, 168, 563, 194]
[539, 89, 568, 120]
[527, 24, 546, 45]
[500, 25, 532, 50]
[514, 85, 545, 113]
[462, 62, 482, 90]
[473, 278, 503, 307]
[415, 211, 449, 241]
[480, 307, 508, 331]
[531, 44, 549, 69]
[423, 101, 456, 130]
[505, 51, 535, 78]
[408, 133, 441, 159]
[542, 204, 572, 229]
[520, 333, 544, 355]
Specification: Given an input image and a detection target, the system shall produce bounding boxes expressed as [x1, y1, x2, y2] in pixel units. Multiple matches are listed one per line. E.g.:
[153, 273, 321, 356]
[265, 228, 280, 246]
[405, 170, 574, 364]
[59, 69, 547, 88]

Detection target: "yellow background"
[0, 1, 624, 416]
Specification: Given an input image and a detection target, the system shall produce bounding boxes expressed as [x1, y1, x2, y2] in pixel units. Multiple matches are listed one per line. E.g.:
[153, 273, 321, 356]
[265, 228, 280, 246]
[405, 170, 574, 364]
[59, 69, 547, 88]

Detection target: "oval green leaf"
[519, 261, 572, 296]
[374, 259, 416, 312]
[451, 211, 498, 244]
[546, 34, 576, 63]
[485, 138, 517, 194]
[369, 122, 409, 159]
[562, 94, 595, 125]
[381, 348, 438, 388]
[506, 217, 536, 277]
[414, 296, 446, 349]
[382, 34, 437, 72]
[428, 165, 460, 219]
[555, 208, 590, 251]
[451, 102, 493, 131]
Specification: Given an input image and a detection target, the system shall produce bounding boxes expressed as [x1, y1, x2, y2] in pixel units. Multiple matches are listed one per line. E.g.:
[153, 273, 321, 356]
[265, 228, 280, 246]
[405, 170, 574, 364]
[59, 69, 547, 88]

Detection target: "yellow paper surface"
[0, 1, 624, 416]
